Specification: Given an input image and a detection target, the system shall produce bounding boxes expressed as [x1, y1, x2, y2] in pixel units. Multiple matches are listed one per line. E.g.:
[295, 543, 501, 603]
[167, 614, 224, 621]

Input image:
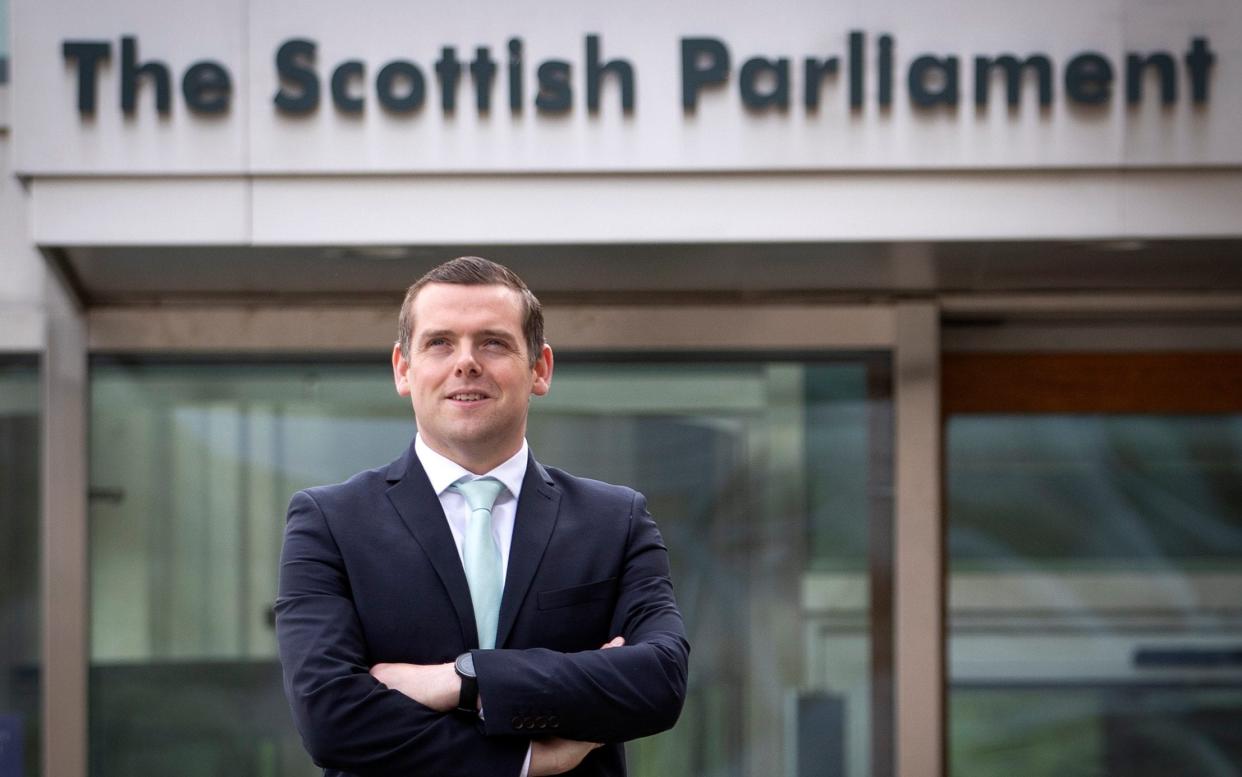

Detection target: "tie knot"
[451, 476, 505, 512]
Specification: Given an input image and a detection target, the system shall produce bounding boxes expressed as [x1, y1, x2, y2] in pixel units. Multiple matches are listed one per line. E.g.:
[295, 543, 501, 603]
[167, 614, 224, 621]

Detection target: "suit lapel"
[384, 442, 479, 649]
[496, 455, 561, 649]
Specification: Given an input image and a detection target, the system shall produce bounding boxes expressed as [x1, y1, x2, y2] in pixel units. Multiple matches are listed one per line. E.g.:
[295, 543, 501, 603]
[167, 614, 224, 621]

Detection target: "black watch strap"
[454, 652, 478, 714]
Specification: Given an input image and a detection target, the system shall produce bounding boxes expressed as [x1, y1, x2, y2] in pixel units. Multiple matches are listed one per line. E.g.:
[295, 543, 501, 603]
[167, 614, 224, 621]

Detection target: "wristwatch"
[454, 651, 478, 714]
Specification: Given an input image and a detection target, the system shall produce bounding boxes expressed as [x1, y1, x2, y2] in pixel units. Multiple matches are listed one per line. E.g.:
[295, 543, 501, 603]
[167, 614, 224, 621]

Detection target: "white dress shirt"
[412, 434, 534, 777]
[414, 433, 528, 581]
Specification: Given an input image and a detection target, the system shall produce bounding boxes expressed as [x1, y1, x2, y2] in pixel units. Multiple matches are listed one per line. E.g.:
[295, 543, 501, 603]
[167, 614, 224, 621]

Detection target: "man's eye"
[425, 338, 449, 348]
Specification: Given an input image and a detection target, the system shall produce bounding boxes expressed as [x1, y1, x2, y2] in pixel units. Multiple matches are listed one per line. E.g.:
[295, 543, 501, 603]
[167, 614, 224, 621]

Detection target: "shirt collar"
[414, 434, 529, 501]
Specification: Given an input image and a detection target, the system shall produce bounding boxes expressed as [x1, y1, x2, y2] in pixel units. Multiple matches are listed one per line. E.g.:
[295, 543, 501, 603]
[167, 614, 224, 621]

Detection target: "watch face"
[456, 651, 476, 678]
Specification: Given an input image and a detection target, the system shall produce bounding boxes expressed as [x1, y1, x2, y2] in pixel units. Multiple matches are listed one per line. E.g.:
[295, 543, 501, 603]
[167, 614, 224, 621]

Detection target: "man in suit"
[276, 256, 689, 776]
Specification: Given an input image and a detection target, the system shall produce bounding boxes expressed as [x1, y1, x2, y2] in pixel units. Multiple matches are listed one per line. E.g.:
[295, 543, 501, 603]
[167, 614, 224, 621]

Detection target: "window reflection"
[948, 415, 1242, 776]
[0, 359, 40, 777]
[0, 0, 8, 81]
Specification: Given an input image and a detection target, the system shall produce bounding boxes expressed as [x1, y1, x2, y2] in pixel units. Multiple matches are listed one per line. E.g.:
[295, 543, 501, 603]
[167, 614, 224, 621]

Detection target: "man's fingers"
[600, 636, 625, 650]
[368, 662, 404, 689]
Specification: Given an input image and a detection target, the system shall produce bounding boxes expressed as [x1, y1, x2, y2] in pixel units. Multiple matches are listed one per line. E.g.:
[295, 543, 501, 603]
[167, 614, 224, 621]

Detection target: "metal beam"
[893, 301, 944, 777]
[87, 304, 896, 352]
[43, 273, 87, 777]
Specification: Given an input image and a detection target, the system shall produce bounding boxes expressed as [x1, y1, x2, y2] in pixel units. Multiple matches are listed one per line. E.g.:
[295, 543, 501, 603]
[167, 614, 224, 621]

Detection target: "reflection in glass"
[0, 0, 8, 78]
[90, 357, 889, 777]
[530, 360, 890, 777]
[90, 362, 404, 777]
[0, 360, 40, 777]
[948, 415, 1242, 776]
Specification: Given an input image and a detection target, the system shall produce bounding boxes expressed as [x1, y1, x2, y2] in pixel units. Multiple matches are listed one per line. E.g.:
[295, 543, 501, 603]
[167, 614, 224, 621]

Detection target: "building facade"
[2, 0, 1241, 775]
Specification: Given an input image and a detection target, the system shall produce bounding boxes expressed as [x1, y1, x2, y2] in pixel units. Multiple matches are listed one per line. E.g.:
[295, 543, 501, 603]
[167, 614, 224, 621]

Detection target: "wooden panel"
[943, 353, 1242, 414]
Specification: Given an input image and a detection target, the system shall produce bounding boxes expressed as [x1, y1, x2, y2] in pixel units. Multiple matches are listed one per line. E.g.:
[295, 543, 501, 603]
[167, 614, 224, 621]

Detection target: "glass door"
[88, 352, 893, 777]
[944, 353, 1242, 777]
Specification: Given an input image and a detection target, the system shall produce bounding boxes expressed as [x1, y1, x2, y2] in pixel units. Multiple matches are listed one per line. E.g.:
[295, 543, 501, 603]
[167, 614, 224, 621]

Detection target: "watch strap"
[454, 652, 478, 714]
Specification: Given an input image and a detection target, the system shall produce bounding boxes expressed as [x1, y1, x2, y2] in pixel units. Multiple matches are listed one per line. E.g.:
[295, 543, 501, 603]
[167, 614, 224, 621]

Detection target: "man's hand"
[529, 738, 604, 776]
[369, 662, 459, 712]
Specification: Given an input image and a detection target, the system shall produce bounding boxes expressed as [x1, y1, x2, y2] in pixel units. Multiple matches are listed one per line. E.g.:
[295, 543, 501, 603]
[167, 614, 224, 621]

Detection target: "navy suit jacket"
[276, 440, 689, 776]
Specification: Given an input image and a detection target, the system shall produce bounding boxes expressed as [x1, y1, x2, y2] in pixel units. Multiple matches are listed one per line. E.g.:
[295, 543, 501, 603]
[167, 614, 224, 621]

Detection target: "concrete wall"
[0, 130, 47, 351]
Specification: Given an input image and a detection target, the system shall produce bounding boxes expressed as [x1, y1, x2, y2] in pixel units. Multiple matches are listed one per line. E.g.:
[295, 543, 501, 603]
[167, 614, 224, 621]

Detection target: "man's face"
[392, 282, 552, 472]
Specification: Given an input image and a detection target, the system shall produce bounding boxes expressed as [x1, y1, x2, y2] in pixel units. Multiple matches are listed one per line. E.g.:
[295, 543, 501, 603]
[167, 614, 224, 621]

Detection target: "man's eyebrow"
[418, 329, 517, 342]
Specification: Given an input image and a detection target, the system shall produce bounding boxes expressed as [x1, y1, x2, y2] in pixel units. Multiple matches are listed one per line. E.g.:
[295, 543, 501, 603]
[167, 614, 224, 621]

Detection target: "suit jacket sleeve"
[276, 489, 529, 777]
[472, 491, 690, 744]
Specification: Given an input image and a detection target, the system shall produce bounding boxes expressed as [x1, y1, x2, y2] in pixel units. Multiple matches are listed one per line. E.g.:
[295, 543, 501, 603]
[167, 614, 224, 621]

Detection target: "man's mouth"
[448, 393, 488, 402]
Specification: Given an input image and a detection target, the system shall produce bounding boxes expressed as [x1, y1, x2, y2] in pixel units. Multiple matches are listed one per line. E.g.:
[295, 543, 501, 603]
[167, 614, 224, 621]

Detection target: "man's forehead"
[411, 283, 524, 331]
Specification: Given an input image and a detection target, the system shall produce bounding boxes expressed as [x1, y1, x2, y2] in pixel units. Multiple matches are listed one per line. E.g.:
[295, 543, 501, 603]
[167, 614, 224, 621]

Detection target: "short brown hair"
[398, 256, 545, 366]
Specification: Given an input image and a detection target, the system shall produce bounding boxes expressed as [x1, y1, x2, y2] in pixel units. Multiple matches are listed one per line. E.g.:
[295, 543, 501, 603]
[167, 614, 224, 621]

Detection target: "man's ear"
[530, 344, 554, 397]
[392, 342, 412, 397]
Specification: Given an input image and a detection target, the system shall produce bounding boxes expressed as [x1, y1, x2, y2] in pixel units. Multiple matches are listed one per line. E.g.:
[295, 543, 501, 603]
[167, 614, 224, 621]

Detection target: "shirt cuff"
[519, 743, 532, 777]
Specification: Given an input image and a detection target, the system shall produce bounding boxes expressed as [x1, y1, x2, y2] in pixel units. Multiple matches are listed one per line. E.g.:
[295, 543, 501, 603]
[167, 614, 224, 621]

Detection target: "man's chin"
[442, 428, 520, 455]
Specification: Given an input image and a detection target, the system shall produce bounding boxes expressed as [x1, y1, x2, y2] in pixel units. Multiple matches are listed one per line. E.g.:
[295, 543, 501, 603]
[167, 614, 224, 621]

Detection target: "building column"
[43, 271, 87, 777]
[894, 301, 944, 777]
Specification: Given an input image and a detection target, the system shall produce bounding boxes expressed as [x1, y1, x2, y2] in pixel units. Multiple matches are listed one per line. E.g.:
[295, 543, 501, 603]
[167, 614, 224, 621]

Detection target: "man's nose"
[453, 346, 483, 375]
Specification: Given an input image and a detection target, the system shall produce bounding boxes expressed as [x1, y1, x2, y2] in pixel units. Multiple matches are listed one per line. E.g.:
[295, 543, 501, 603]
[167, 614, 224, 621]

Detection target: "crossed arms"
[276, 488, 689, 777]
[369, 636, 625, 775]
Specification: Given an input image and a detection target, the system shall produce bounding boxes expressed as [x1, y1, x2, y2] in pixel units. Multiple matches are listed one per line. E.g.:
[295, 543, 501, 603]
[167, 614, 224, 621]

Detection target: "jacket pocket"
[537, 577, 618, 610]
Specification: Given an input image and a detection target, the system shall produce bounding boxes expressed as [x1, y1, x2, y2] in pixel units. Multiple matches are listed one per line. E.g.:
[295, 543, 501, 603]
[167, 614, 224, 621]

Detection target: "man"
[276, 256, 689, 776]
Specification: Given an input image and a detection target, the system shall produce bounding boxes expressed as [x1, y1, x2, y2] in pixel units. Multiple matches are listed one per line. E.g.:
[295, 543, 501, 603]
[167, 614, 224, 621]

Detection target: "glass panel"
[0, 0, 8, 80]
[948, 415, 1242, 776]
[529, 359, 891, 777]
[90, 356, 890, 777]
[89, 361, 403, 777]
[0, 359, 41, 777]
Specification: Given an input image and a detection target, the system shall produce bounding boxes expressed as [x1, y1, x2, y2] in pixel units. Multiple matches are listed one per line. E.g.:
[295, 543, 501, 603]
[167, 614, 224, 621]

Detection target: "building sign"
[12, 0, 1242, 175]
[60, 33, 1217, 117]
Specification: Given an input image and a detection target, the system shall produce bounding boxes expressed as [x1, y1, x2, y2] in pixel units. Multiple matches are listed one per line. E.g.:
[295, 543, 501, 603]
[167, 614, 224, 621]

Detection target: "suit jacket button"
[535, 716, 547, 729]
[512, 716, 524, 729]
[548, 715, 559, 728]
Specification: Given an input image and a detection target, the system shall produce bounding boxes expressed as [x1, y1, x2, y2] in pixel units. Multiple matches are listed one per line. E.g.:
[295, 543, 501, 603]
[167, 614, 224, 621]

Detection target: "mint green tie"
[450, 477, 506, 649]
